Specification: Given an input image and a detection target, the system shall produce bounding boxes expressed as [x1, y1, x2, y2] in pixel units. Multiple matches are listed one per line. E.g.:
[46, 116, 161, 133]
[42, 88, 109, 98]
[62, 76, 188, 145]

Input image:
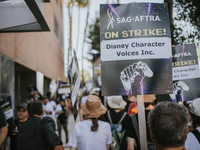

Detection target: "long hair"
[91, 118, 99, 132]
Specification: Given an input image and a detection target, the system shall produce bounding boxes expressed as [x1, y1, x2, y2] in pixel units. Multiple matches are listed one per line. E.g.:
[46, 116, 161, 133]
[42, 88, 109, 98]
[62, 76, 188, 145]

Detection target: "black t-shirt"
[10, 119, 28, 150]
[99, 109, 129, 150]
[0, 106, 7, 128]
[57, 106, 68, 123]
[126, 110, 152, 149]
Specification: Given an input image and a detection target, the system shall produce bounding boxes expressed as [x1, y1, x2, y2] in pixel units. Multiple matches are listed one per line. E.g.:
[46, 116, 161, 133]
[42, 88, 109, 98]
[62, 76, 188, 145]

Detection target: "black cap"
[17, 103, 27, 110]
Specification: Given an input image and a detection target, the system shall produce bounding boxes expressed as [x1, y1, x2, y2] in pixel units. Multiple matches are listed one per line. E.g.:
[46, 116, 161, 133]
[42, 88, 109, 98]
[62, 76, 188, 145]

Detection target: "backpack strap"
[107, 110, 114, 129]
[107, 111, 127, 149]
[107, 110, 127, 132]
[131, 114, 140, 143]
[192, 129, 200, 144]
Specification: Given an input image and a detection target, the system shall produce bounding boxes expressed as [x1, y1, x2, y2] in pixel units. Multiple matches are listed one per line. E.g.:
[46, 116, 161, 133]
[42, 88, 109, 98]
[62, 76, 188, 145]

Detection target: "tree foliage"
[87, 17, 100, 55]
[173, 0, 200, 45]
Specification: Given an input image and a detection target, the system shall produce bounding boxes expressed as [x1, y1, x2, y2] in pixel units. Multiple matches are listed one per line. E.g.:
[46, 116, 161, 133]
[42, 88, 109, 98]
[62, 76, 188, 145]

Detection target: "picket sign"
[79, 109, 82, 121]
[137, 95, 148, 150]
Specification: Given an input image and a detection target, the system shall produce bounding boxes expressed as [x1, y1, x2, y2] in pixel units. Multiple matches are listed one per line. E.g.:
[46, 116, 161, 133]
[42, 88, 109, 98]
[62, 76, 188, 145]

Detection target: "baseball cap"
[189, 98, 200, 117]
[17, 103, 27, 110]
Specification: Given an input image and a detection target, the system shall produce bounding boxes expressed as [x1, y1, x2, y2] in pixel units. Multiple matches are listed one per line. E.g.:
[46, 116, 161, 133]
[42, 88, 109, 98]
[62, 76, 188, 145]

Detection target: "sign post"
[137, 95, 148, 150]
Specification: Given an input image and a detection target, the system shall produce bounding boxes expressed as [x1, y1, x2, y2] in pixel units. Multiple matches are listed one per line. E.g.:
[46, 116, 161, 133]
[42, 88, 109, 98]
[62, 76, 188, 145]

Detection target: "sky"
[63, 0, 164, 78]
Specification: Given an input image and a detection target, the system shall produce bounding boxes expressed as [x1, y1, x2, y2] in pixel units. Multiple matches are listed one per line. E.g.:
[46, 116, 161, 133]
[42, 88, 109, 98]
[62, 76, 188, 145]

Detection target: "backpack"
[131, 114, 156, 150]
[107, 110, 127, 150]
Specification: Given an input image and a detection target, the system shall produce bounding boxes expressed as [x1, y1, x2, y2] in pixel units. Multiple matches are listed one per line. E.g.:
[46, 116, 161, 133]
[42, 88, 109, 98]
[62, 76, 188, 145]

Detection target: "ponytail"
[91, 118, 99, 132]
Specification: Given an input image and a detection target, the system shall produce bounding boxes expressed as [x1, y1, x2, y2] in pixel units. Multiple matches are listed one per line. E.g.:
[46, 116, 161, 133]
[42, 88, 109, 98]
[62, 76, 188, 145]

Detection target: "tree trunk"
[117, 0, 119, 4]
[164, 0, 174, 44]
[81, 0, 90, 84]
[76, 6, 80, 51]
[68, 0, 73, 65]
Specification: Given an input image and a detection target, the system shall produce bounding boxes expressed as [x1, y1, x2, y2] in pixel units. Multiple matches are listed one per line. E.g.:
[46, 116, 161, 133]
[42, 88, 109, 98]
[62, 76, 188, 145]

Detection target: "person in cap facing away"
[10, 103, 28, 150]
[185, 98, 200, 150]
[99, 95, 129, 150]
[68, 95, 112, 150]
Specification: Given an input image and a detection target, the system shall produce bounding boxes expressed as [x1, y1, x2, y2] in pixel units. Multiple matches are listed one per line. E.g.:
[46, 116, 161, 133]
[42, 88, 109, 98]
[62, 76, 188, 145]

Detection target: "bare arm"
[70, 146, 76, 150]
[127, 137, 136, 150]
[106, 144, 110, 150]
[54, 145, 64, 150]
[0, 126, 8, 148]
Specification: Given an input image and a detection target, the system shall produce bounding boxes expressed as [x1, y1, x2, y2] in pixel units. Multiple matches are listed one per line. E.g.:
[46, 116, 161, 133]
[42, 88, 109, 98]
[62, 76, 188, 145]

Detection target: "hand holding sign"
[120, 61, 153, 90]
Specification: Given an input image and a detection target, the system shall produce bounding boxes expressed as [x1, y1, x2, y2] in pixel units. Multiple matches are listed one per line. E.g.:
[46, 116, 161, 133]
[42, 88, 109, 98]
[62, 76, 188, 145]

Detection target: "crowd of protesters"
[0, 88, 200, 150]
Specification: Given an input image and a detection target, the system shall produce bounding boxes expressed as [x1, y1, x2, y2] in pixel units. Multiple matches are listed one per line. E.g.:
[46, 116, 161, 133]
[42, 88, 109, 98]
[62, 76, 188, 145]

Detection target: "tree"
[86, 17, 100, 62]
[81, 0, 90, 84]
[75, 0, 89, 51]
[65, 0, 74, 65]
[173, 0, 200, 45]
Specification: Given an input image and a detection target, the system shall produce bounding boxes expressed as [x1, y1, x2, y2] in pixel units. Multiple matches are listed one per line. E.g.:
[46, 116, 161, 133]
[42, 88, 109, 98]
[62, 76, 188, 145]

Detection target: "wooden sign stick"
[137, 95, 148, 150]
[79, 109, 82, 121]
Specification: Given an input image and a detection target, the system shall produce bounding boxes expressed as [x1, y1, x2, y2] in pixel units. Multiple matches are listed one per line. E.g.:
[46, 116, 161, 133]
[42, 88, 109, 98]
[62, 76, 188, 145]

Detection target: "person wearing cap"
[99, 95, 129, 150]
[148, 101, 189, 150]
[185, 98, 200, 150]
[68, 95, 112, 150]
[55, 97, 70, 143]
[17, 100, 64, 150]
[10, 103, 28, 150]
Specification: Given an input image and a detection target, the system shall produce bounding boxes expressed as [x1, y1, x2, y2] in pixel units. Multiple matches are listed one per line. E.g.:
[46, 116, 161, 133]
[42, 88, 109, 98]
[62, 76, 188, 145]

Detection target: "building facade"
[0, 0, 65, 114]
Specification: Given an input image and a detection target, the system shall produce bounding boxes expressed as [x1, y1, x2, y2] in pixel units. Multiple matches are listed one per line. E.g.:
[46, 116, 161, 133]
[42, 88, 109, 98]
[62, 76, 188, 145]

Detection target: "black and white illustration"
[120, 61, 153, 90]
[107, 9, 115, 30]
[169, 81, 189, 102]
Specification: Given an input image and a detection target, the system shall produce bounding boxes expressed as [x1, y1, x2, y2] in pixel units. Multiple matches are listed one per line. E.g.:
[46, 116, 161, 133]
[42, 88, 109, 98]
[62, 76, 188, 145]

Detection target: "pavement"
[60, 113, 81, 150]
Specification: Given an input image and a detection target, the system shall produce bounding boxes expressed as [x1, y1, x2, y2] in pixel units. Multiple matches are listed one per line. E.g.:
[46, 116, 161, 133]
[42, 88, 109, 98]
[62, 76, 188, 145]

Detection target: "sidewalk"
[61, 113, 81, 150]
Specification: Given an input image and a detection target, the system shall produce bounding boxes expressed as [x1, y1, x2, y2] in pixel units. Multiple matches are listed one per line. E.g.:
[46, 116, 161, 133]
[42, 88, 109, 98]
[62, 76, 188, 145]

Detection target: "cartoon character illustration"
[169, 81, 189, 102]
[107, 9, 115, 29]
[120, 61, 153, 90]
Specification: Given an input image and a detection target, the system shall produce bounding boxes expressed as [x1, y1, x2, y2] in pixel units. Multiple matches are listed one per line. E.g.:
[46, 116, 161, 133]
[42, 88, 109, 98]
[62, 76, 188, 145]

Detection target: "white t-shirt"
[43, 102, 53, 118]
[55, 104, 62, 118]
[81, 96, 88, 105]
[49, 100, 57, 117]
[185, 127, 200, 150]
[68, 120, 112, 150]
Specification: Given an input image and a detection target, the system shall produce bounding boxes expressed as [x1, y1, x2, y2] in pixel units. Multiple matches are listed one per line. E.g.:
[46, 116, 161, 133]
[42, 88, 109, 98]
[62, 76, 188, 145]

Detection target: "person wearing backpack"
[185, 98, 200, 150]
[99, 96, 129, 150]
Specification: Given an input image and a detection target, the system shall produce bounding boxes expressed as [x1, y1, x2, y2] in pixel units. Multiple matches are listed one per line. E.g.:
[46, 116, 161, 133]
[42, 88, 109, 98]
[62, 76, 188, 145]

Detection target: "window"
[54, 15, 59, 39]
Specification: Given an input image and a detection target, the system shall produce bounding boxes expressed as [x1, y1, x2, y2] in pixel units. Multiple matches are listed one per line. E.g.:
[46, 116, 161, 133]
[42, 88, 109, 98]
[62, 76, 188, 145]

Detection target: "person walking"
[10, 103, 28, 150]
[185, 98, 200, 150]
[68, 95, 112, 150]
[56, 98, 70, 143]
[17, 101, 64, 150]
[100, 95, 129, 150]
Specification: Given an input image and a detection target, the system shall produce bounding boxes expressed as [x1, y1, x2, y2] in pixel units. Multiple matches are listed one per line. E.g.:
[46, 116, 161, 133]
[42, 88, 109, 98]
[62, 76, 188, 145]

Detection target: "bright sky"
[63, 0, 164, 78]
